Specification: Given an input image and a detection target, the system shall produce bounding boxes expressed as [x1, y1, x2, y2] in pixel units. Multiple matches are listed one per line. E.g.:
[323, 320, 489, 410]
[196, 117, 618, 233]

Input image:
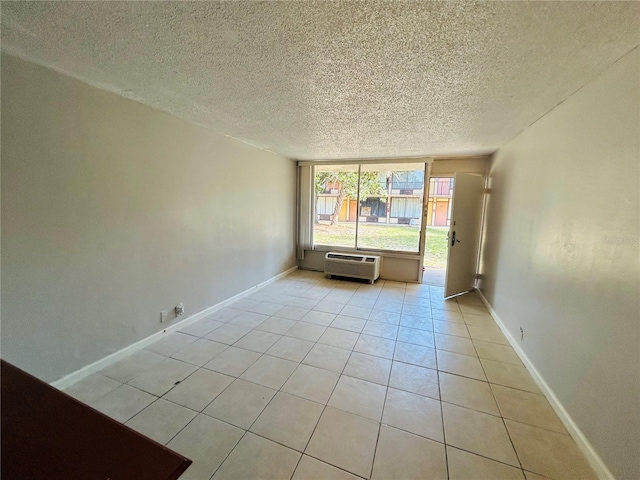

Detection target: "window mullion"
[355, 164, 361, 249]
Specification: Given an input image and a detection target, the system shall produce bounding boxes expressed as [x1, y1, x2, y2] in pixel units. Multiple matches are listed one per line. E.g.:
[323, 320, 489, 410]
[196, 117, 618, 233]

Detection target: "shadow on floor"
[423, 268, 445, 287]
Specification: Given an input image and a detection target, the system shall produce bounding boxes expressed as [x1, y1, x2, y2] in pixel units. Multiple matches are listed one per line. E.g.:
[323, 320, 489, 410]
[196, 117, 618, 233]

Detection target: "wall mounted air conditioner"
[324, 252, 381, 284]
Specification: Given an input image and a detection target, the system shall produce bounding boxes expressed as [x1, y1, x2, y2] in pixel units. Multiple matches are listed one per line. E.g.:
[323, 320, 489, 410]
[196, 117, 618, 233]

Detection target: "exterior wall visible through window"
[314, 163, 425, 252]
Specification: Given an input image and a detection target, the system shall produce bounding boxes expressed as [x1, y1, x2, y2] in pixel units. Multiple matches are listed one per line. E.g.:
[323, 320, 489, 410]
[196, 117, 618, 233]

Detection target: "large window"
[313, 162, 425, 253]
[314, 164, 359, 248]
[391, 171, 424, 190]
[390, 198, 422, 219]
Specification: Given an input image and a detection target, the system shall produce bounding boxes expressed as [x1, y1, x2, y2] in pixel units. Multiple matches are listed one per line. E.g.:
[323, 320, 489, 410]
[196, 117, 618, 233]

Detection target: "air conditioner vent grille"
[324, 252, 380, 284]
[327, 253, 365, 261]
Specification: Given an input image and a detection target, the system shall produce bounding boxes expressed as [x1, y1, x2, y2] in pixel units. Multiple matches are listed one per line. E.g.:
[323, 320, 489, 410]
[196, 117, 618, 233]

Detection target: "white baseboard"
[475, 288, 614, 480]
[51, 266, 299, 390]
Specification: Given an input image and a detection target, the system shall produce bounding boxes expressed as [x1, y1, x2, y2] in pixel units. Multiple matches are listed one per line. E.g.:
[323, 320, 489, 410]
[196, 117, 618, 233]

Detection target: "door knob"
[451, 230, 461, 246]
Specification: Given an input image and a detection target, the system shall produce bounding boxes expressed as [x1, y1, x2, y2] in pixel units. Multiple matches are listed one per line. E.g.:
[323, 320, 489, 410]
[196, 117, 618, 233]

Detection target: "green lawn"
[424, 226, 449, 269]
[315, 223, 449, 269]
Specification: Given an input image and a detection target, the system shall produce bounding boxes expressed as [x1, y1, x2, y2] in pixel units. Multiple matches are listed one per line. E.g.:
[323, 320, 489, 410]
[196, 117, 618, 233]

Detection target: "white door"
[444, 173, 485, 298]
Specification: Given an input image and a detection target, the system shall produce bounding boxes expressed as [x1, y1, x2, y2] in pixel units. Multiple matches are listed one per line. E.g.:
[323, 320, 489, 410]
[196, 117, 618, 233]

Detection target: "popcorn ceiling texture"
[2, 1, 639, 160]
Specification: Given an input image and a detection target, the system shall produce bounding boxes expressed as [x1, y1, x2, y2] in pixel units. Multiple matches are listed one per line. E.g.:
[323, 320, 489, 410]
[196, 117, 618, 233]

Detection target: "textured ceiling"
[2, 2, 639, 160]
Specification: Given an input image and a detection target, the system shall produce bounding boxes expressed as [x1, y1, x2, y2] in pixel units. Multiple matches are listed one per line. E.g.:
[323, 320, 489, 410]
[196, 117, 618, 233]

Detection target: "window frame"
[309, 159, 431, 256]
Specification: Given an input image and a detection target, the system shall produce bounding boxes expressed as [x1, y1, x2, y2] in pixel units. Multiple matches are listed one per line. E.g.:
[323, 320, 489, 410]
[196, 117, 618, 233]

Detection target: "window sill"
[311, 245, 421, 260]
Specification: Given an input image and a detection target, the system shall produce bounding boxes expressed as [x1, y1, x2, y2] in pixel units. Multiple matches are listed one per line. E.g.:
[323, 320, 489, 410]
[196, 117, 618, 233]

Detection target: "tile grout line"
[207, 289, 329, 480]
[146, 288, 327, 477]
[438, 294, 528, 475]
[431, 315, 451, 480]
[207, 429, 249, 480]
[471, 302, 527, 476]
[368, 311, 398, 480]
[291, 289, 371, 480]
[361, 280, 536, 474]
[91, 276, 547, 479]
[443, 295, 470, 479]
[366, 281, 407, 478]
[211, 277, 373, 479]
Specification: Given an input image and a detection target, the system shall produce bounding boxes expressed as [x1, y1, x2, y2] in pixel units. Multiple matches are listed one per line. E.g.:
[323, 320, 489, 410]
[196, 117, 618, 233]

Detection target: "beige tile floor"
[423, 268, 446, 287]
[64, 270, 597, 480]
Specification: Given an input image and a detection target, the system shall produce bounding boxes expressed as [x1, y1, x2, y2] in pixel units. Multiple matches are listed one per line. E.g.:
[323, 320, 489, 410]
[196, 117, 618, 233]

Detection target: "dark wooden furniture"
[1, 359, 192, 480]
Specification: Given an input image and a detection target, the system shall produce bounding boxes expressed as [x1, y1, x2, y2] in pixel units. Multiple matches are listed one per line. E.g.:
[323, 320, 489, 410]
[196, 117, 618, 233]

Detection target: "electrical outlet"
[175, 303, 185, 316]
[520, 327, 524, 341]
[160, 310, 169, 323]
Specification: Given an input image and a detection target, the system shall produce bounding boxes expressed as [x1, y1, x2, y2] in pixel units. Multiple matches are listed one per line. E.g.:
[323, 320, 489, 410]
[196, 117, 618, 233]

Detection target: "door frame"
[419, 173, 458, 286]
[417, 161, 433, 284]
[444, 172, 486, 297]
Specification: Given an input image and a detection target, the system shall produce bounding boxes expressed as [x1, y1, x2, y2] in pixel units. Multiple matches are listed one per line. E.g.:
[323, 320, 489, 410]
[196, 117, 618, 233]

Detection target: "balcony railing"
[428, 179, 453, 196]
[391, 182, 424, 190]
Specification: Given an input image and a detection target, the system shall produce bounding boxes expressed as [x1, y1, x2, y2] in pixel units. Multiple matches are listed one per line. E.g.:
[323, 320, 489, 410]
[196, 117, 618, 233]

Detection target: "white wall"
[431, 156, 488, 176]
[479, 48, 639, 479]
[1, 54, 297, 383]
